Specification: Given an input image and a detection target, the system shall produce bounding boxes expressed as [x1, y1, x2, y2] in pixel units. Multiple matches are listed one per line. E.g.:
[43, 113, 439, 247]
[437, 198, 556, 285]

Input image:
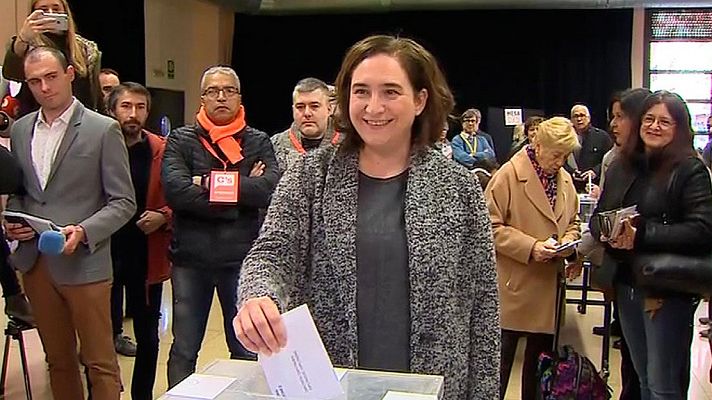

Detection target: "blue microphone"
[38, 230, 65, 256]
[160, 115, 171, 137]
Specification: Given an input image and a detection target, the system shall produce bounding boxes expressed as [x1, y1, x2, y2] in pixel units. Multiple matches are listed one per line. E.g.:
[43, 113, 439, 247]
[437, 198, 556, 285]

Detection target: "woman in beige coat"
[485, 117, 581, 400]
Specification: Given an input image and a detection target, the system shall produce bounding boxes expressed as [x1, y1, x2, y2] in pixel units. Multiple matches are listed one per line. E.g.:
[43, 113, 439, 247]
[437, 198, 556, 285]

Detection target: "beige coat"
[486, 147, 580, 334]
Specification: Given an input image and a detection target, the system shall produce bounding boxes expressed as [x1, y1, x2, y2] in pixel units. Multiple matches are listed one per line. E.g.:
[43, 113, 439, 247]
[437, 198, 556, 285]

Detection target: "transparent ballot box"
[159, 359, 444, 400]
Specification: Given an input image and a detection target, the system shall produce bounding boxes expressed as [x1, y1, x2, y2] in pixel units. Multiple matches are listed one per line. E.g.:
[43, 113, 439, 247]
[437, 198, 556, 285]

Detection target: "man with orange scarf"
[161, 66, 279, 388]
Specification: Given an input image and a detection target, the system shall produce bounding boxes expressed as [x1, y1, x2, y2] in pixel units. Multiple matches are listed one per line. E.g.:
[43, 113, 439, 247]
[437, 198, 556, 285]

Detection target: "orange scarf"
[196, 105, 246, 164]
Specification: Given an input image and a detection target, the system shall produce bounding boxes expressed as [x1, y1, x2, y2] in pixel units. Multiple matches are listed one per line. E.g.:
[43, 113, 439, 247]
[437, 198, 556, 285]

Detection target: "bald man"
[565, 104, 612, 192]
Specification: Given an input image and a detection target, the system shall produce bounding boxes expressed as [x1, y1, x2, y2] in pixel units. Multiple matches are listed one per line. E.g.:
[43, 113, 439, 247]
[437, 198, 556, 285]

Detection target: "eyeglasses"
[642, 114, 675, 129]
[202, 86, 239, 99]
[463, 118, 478, 123]
[572, 113, 588, 119]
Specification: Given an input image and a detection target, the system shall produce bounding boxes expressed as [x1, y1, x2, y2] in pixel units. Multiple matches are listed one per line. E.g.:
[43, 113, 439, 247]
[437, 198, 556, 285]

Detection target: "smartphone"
[554, 239, 582, 254]
[3, 215, 29, 228]
[44, 13, 69, 32]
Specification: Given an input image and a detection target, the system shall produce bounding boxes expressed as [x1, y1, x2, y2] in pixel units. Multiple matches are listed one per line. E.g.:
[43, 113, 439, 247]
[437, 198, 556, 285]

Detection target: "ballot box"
[159, 359, 445, 400]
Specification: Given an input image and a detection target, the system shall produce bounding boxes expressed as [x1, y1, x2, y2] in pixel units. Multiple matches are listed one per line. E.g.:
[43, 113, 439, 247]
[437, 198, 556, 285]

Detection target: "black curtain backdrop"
[67, 0, 145, 84]
[232, 9, 632, 135]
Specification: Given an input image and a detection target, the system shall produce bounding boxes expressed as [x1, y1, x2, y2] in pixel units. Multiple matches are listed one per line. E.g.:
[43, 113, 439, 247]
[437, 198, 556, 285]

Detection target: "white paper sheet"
[3, 210, 62, 233]
[258, 304, 344, 399]
[165, 374, 236, 399]
[381, 392, 438, 400]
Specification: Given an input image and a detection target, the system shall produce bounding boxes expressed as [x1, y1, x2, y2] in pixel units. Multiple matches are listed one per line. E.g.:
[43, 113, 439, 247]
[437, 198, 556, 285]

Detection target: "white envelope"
[258, 304, 344, 399]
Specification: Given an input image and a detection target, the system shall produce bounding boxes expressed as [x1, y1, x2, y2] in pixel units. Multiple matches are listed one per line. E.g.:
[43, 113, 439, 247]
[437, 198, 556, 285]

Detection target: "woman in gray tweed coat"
[234, 35, 500, 400]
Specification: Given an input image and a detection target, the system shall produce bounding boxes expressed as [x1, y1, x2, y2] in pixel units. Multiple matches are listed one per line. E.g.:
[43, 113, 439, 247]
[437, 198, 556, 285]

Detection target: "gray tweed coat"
[238, 145, 500, 400]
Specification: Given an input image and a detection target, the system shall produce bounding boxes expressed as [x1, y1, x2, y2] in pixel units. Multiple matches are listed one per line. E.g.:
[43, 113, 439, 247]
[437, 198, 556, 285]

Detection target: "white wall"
[631, 7, 646, 88]
[0, 0, 30, 63]
[144, 0, 234, 124]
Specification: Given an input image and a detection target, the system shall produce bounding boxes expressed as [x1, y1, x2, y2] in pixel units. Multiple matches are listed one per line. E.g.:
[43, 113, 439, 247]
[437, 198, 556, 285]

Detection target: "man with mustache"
[271, 77, 341, 174]
[162, 65, 279, 388]
[107, 82, 172, 400]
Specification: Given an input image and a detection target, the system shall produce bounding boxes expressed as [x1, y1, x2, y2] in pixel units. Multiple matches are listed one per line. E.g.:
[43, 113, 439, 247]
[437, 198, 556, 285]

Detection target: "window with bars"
[648, 9, 712, 150]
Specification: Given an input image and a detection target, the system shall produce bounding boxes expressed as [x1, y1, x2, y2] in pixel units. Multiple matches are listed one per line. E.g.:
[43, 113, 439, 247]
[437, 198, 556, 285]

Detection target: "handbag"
[632, 162, 712, 296]
[633, 253, 712, 296]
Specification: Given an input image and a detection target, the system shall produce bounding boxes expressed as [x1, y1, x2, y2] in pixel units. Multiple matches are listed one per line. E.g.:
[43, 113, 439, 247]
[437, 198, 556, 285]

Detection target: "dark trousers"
[129, 282, 162, 400]
[112, 244, 162, 400]
[0, 231, 21, 297]
[500, 329, 554, 400]
[110, 281, 124, 336]
[167, 266, 253, 388]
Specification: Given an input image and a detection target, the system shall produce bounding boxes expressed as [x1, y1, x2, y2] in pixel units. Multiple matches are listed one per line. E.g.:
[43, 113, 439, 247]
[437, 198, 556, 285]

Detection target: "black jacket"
[162, 124, 279, 269]
[590, 156, 712, 291]
[565, 125, 613, 191]
[0, 145, 20, 194]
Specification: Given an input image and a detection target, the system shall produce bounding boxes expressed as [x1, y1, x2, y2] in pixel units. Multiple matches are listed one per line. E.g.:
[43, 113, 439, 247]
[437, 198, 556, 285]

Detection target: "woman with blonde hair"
[486, 116, 581, 400]
[3, 0, 102, 115]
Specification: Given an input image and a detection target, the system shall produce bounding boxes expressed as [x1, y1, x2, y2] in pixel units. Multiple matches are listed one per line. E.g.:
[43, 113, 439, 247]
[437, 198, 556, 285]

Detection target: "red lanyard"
[199, 136, 230, 171]
[288, 129, 341, 154]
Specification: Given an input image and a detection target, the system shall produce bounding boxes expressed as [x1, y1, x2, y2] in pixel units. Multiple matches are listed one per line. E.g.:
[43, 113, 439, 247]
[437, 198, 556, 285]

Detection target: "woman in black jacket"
[590, 91, 712, 400]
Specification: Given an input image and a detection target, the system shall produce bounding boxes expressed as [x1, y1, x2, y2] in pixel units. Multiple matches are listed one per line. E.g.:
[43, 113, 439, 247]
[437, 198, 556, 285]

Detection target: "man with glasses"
[452, 108, 496, 169]
[161, 65, 279, 388]
[566, 104, 612, 192]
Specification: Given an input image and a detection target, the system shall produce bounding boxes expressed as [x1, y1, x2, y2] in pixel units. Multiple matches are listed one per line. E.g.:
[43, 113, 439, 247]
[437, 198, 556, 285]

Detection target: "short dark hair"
[335, 35, 455, 153]
[24, 46, 69, 71]
[293, 77, 329, 101]
[524, 116, 545, 134]
[100, 68, 120, 78]
[107, 82, 152, 113]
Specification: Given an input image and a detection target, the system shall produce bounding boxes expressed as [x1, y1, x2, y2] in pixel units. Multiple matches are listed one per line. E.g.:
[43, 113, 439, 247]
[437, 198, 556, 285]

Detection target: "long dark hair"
[607, 88, 651, 139]
[622, 90, 696, 180]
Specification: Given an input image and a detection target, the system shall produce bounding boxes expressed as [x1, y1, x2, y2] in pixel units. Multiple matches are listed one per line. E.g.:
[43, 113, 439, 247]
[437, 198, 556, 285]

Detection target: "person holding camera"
[3, 0, 102, 116]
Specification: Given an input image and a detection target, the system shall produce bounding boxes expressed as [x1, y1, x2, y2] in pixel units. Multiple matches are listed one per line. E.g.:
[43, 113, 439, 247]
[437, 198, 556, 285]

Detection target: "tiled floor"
[1, 283, 711, 399]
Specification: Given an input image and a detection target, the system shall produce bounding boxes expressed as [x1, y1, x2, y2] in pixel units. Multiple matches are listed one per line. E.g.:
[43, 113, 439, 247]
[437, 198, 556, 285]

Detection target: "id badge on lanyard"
[209, 170, 239, 203]
[200, 136, 240, 204]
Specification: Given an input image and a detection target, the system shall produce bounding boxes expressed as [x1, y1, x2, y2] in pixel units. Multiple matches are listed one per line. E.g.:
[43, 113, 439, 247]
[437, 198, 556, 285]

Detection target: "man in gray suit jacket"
[3, 47, 135, 400]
